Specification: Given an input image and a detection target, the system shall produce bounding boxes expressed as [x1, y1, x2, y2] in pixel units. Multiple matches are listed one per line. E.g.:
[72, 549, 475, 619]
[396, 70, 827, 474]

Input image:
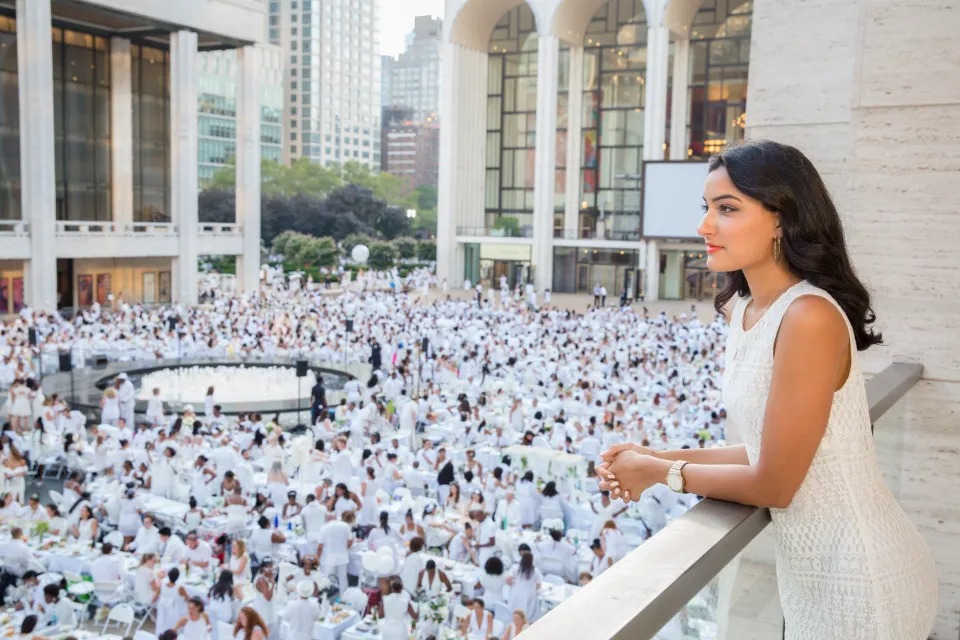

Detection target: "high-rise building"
[382, 15, 442, 123]
[381, 107, 439, 189]
[267, 0, 381, 168]
[197, 46, 285, 188]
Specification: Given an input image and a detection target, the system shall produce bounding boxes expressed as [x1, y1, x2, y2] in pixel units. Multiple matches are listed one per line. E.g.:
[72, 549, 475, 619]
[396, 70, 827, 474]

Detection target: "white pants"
[324, 561, 348, 594]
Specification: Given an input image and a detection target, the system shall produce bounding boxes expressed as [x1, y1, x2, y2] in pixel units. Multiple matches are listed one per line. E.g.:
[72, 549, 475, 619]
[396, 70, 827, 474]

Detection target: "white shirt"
[89, 553, 124, 583]
[318, 520, 352, 566]
[129, 525, 160, 555]
[185, 539, 213, 566]
[160, 535, 186, 564]
[283, 597, 320, 640]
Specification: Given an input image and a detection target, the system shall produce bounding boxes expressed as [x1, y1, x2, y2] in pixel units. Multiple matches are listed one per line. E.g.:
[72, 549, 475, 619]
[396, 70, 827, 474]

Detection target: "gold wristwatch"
[666, 460, 689, 493]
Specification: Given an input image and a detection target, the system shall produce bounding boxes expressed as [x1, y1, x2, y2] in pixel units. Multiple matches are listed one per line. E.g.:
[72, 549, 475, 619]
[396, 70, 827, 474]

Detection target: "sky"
[379, 0, 445, 57]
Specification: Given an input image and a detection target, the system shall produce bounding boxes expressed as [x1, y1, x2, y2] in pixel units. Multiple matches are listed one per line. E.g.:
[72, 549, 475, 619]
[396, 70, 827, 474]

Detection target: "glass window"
[131, 45, 170, 222]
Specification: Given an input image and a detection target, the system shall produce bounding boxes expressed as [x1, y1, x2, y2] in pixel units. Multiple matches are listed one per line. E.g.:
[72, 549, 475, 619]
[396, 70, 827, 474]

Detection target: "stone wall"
[748, 1, 960, 636]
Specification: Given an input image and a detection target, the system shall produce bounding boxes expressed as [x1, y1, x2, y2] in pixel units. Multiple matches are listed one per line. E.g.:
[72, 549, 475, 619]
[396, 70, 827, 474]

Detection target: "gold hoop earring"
[773, 237, 782, 262]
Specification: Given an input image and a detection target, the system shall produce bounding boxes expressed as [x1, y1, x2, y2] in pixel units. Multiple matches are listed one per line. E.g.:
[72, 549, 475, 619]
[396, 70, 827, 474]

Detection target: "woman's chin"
[704, 255, 730, 272]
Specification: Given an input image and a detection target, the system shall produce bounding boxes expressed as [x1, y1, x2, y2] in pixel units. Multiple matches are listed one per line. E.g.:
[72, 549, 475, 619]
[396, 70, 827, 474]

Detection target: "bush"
[492, 215, 521, 236]
[416, 240, 437, 262]
[342, 233, 374, 257]
[368, 241, 398, 271]
[393, 237, 417, 260]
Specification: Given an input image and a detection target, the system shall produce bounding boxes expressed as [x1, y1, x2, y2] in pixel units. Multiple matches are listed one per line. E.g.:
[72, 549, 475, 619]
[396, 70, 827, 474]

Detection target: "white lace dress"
[723, 281, 937, 639]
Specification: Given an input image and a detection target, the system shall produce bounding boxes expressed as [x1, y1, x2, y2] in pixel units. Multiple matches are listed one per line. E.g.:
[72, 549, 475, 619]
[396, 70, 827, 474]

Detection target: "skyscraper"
[267, 0, 381, 168]
[381, 15, 442, 123]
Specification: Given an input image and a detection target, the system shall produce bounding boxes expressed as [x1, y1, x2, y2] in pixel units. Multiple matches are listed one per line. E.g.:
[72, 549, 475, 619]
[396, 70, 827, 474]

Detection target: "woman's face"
[188, 601, 200, 616]
[698, 166, 780, 273]
[513, 612, 524, 627]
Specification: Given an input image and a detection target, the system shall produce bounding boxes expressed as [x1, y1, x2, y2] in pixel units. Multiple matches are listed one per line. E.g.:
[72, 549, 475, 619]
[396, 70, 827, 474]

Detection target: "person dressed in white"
[380, 579, 417, 640]
[598, 141, 938, 640]
[317, 511, 354, 593]
[207, 570, 242, 640]
[175, 596, 212, 640]
[283, 581, 321, 640]
[156, 568, 188, 636]
[506, 548, 541, 622]
[252, 557, 277, 633]
[501, 609, 529, 640]
[89, 542, 124, 584]
[461, 597, 494, 640]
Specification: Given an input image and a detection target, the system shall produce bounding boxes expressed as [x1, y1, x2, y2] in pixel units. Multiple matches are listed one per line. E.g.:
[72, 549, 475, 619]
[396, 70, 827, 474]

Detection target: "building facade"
[268, 0, 381, 168]
[197, 45, 284, 188]
[438, 0, 750, 301]
[382, 15, 442, 124]
[381, 106, 440, 189]
[0, 0, 265, 312]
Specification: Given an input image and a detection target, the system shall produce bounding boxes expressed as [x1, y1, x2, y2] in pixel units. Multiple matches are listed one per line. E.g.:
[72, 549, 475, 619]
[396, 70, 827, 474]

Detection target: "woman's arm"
[602, 442, 749, 466]
[600, 297, 848, 509]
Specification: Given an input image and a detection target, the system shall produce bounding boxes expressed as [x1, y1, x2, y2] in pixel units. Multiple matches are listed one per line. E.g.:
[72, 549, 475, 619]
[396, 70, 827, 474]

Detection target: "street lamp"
[406, 209, 417, 219]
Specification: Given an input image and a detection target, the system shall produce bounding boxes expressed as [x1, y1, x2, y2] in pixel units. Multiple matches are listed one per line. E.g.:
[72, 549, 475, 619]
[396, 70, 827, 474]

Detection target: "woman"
[251, 557, 276, 633]
[598, 140, 938, 639]
[249, 516, 285, 561]
[2, 447, 28, 504]
[399, 536, 427, 595]
[516, 472, 538, 529]
[326, 482, 362, 518]
[134, 553, 161, 608]
[501, 609, 528, 640]
[184, 496, 205, 530]
[398, 509, 424, 547]
[538, 480, 564, 526]
[475, 556, 506, 602]
[461, 597, 494, 640]
[204, 386, 216, 421]
[358, 466, 380, 526]
[174, 596, 212, 640]
[100, 387, 120, 426]
[8, 379, 32, 434]
[156, 567, 188, 636]
[232, 606, 268, 640]
[208, 570, 243, 640]
[70, 504, 98, 544]
[266, 461, 288, 509]
[0, 491, 21, 519]
[416, 559, 452, 597]
[506, 546, 541, 622]
[600, 519, 627, 563]
[228, 539, 252, 586]
[380, 579, 417, 640]
[45, 504, 67, 535]
[367, 510, 399, 551]
[118, 488, 144, 546]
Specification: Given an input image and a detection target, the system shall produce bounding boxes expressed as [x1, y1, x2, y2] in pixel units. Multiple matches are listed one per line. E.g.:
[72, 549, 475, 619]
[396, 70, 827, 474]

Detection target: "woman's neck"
[742, 263, 801, 309]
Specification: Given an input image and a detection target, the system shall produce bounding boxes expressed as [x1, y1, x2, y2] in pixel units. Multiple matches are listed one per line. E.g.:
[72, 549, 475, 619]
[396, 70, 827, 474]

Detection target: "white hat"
[183, 404, 195, 413]
[117, 372, 129, 380]
[297, 580, 314, 598]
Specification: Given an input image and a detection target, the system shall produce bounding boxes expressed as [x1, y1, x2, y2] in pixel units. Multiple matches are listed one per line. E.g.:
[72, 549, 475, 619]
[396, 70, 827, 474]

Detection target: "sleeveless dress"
[155, 581, 187, 635]
[723, 281, 937, 639]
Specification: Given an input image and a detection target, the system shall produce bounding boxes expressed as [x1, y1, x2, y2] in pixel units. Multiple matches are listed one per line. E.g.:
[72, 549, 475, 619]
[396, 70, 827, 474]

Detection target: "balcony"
[197, 222, 244, 255]
[54, 221, 179, 258]
[0, 221, 31, 259]
[554, 229, 644, 242]
[456, 225, 534, 239]
[522, 363, 924, 640]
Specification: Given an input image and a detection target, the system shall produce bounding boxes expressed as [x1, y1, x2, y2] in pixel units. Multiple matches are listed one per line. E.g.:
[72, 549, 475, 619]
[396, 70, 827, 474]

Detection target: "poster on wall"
[77, 275, 93, 307]
[96, 273, 112, 306]
[12, 277, 23, 313]
[582, 130, 598, 194]
[0, 278, 8, 314]
[158, 271, 171, 303]
[142, 272, 156, 304]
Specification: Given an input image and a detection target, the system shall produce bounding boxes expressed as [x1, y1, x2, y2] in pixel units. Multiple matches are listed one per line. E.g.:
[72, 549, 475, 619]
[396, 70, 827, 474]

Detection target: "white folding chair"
[101, 602, 135, 636]
[218, 620, 234, 640]
[48, 489, 64, 508]
[491, 600, 513, 624]
[491, 619, 505, 637]
[543, 573, 565, 586]
[93, 580, 125, 606]
[134, 631, 158, 640]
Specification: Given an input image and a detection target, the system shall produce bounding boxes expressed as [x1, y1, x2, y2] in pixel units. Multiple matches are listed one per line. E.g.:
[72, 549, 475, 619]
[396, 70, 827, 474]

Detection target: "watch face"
[667, 473, 682, 492]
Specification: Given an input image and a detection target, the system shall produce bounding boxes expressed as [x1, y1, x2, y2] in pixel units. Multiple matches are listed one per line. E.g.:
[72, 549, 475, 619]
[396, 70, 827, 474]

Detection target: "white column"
[235, 46, 262, 294]
[436, 42, 461, 287]
[170, 31, 199, 305]
[645, 238, 660, 301]
[110, 38, 134, 227]
[669, 36, 691, 160]
[532, 34, 559, 293]
[563, 46, 584, 237]
[643, 12, 670, 162]
[17, 0, 56, 311]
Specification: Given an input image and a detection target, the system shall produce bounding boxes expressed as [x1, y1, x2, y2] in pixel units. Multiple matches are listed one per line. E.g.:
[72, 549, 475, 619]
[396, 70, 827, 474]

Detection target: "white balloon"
[351, 244, 370, 263]
[361, 551, 380, 573]
[377, 554, 395, 575]
[377, 545, 394, 558]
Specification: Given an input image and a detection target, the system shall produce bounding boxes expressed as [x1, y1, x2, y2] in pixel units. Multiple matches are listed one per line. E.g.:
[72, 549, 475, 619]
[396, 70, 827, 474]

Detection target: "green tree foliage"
[368, 241, 398, 271]
[393, 237, 417, 260]
[416, 240, 437, 261]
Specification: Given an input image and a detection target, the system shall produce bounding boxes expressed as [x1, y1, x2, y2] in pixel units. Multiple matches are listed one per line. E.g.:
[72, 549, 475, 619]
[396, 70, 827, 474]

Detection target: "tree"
[393, 237, 417, 260]
[411, 208, 437, 236]
[375, 206, 412, 240]
[368, 241, 398, 271]
[415, 184, 438, 210]
[342, 233, 374, 256]
[209, 159, 344, 198]
[271, 230, 304, 258]
[296, 236, 339, 269]
[493, 215, 521, 237]
[198, 189, 236, 223]
[416, 240, 437, 262]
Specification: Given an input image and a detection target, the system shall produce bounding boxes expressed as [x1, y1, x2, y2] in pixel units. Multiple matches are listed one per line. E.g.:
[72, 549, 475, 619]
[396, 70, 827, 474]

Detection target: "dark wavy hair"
[709, 140, 882, 351]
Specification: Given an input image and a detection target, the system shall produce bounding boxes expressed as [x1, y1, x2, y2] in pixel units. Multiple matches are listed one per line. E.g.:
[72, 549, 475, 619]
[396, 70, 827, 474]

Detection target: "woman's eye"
[699, 204, 708, 213]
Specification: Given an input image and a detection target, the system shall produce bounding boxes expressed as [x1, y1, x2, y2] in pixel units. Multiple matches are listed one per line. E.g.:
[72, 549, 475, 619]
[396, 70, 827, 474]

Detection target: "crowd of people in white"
[0, 268, 727, 640]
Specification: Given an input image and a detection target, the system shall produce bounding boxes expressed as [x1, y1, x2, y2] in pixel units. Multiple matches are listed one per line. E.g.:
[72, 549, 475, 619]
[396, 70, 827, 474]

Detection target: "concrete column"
[643, 17, 670, 161]
[17, 0, 57, 311]
[669, 36, 690, 160]
[563, 46, 584, 237]
[235, 46, 262, 294]
[436, 42, 461, 287]
[645, 238, 660, 301]
[532, 34, 559, 292]
[110, 38, 134, 227]
[170, 31, 199, 305]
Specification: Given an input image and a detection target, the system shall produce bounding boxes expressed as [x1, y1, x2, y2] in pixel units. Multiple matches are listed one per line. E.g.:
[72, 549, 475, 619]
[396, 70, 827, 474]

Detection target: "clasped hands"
[596, 443, 669, 502]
